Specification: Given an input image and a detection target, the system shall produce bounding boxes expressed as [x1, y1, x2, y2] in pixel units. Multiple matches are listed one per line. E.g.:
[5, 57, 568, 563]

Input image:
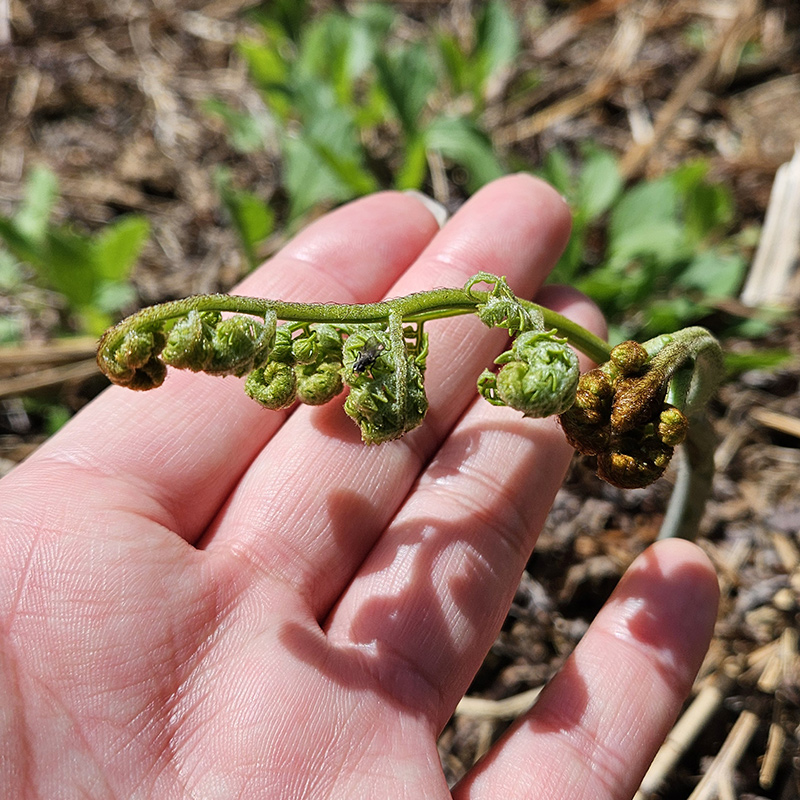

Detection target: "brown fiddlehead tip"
[558, 341, 689, 489]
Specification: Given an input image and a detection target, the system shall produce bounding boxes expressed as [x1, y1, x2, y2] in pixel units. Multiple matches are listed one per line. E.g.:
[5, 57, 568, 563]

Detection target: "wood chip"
[740, 146, 800, 306]
[750, 406, 800, 440]
[0, 359, 101, 399]
[455, 685, 543, 720]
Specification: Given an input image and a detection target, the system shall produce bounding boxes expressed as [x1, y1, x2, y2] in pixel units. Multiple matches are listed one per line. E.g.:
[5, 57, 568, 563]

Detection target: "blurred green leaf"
[608, 220, 688, 272]
[640, 296, 707, 338]
[375, 42, 438, 136]
[0, 217, 40, 266]
[576, 147, 623, 221]
[724, 348, 794, 376]
[437, 32, 470, 96]
[395, 134, 429, 191]
[215, 168, 275, 269]
[35, 229, 97, 309]
[423, 116, 505, 191]
[15, 166, 58, 242]
[0, 315, 22, 343]
[282, 135, 357, 220]
[0, 251, 23, 291]
[248, 0, 309, 42]
[93, 281, 137, 314]
[608, 179, 687, 269]
[539, 148, 573, 197]
[297, 13, 355, 104]
[238, 36, 293, 120]
[92, 216, 150, 282]
[202, 98, 270, 152]
[475, 0, 519, 88]
[677, 249, 747, 299]
[0, 166, 146, 335]
[609, 178, 678, 243]
[674, 164, 734, 243]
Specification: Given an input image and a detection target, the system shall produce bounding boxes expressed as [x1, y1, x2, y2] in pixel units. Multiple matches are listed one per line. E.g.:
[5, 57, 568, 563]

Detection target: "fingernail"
[403, 190, 449, 228]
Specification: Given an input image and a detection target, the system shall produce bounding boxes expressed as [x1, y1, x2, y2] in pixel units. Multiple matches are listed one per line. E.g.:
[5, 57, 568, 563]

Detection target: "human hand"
[0, 175, 719, 799]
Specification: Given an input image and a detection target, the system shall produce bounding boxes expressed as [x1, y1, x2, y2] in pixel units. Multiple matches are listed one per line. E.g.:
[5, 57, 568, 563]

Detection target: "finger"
[204, 176, 573, 614]
[322, 294, 604, 721]
[453, 539, 719, 800]
[13, 192, 441, 541]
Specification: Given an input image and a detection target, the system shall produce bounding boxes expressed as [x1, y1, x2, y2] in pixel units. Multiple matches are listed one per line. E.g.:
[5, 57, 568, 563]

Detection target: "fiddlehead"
[478, 330, 579, 418]
[96, 273, 723, 532]
[558, 329, 722, 492]
[341, 317, 430, 444]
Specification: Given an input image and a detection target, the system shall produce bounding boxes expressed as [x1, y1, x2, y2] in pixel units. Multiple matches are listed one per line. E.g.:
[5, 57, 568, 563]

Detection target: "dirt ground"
[1, 1, 799, 797]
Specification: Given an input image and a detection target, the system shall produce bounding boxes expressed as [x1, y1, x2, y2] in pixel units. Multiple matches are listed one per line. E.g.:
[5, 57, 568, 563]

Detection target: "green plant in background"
[213, 167, 275, 271]
[96, 272, 723, 540]
[204, 1, 774, 370]
[0, 166, 149, 337]
[541, 147, 750, 343]
[208, 0, 513, 222]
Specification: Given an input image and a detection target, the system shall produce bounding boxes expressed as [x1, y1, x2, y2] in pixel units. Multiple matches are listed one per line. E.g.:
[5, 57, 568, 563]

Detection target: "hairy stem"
[99, 289, 612, 366]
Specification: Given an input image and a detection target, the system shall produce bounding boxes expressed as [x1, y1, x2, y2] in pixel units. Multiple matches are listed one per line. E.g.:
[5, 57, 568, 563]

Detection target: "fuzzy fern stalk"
[97, 273, 723, 539]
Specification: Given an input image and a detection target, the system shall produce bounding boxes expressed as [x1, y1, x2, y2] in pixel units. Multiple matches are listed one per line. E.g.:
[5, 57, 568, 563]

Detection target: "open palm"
[0, 175, 718, 799]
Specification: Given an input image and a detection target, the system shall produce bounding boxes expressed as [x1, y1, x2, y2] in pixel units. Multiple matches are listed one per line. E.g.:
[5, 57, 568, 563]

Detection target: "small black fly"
[352, 337, 385, 373]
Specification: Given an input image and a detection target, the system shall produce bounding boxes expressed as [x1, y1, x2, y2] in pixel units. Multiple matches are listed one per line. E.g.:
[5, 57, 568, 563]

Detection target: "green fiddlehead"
[97, 273, 723, 536]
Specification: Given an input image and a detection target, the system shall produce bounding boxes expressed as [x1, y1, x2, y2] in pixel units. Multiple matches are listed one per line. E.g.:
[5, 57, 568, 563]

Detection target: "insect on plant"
[351, 336, 386, 373]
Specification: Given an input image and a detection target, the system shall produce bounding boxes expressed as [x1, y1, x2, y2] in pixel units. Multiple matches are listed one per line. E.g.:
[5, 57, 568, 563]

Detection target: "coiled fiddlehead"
[97, 273, 723, 537]
[559, 329, 722, 493]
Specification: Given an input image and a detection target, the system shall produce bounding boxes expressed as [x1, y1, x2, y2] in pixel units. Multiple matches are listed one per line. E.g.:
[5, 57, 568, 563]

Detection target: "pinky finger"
[453, 538, 719, 800]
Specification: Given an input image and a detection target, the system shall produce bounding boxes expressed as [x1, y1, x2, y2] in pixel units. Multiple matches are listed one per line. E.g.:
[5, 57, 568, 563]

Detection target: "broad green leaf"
[423, 116, 505, 191]
[282, 134, 356, 221]
[670, 160, 733, 242]
[292, 80, 376, 197]
[576, 147, 622, 221]
[37, 228, 97, 308]
[92, 215, 150, 282]
[297, 13, 353, 103]
[684, 181, 734, 243]
[0, 217, 42, 266]
[608, 220, 687, 270]
[609, 178, 678, 243]
[677, 250, 747, 299]
[375, 43, 438, 136]
[93, 280, 138, 314]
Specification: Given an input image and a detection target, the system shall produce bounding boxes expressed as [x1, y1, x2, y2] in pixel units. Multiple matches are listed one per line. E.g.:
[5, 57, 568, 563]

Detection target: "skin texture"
[0, 175, 719, 799]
